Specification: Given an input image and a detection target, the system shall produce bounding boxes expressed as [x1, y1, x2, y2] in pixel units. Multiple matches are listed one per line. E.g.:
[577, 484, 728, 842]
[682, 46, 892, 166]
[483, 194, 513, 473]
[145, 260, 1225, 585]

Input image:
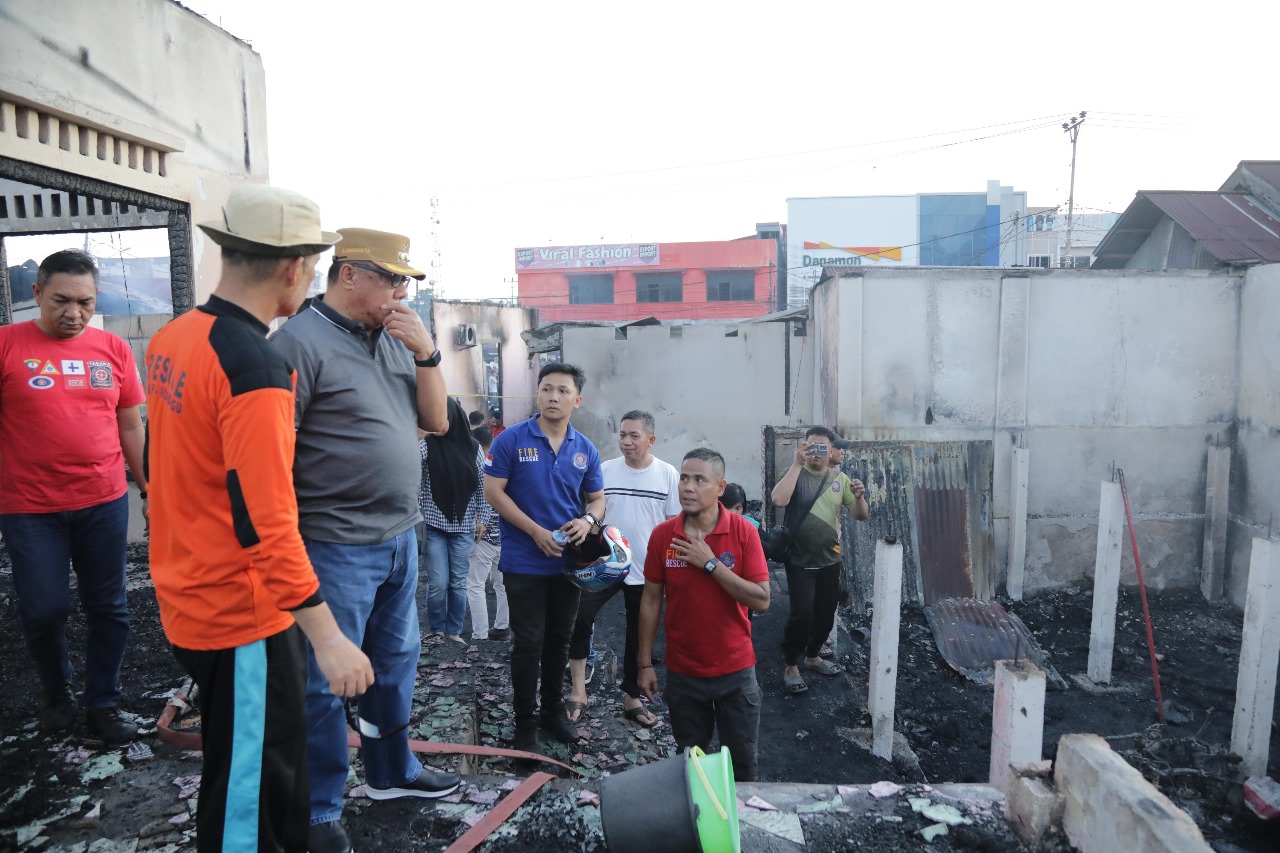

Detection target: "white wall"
[561, 320, 801, 502]
[821, 267, 1243, 594]
[1230, 264, 1280, 604]
[543, 264, 1268, 600]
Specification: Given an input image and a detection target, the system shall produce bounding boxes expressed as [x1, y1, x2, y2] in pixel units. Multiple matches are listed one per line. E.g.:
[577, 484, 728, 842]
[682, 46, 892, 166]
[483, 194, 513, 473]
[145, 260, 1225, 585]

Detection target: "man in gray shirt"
[271, 228, 459, 853]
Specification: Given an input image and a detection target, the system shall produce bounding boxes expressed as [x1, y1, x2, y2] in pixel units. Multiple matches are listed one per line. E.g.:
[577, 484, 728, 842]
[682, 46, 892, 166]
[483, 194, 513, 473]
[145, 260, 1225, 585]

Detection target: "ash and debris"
[2, 547, 1279, 850]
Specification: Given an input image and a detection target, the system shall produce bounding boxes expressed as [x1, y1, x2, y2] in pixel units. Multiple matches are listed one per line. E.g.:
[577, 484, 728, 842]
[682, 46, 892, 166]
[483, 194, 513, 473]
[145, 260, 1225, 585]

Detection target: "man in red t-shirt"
[637, 447, 770, 781]
[0, 249, 147, 742]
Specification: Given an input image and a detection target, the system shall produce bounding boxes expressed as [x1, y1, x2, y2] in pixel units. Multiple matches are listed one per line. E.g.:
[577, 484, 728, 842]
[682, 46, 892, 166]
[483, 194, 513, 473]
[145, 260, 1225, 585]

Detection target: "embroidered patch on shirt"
[88, 360, 114, 389]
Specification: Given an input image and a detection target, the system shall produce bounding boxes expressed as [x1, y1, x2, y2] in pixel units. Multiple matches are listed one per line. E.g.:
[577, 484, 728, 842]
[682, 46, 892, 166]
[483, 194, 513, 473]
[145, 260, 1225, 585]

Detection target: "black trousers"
[172, 625, 309, 853]
[781, 562, 841, 666]
[665, 666, 762, 782]
[503, 572, 581, 723]
[569, 582, 644, 700]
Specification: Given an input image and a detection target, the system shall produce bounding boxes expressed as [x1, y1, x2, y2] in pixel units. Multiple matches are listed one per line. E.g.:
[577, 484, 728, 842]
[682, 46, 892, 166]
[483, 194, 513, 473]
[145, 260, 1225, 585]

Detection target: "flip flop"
[818, 644, 835, 659]
[784, 672, 809, 694]
[623, 706, 658, 728]
[565, 699, 587, 723]
[802, 659, 843, 676]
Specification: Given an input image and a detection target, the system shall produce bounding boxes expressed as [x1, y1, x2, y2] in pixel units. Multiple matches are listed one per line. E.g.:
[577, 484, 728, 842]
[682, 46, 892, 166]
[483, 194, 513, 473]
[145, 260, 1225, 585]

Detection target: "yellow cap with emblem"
[332, 228, 427, 280]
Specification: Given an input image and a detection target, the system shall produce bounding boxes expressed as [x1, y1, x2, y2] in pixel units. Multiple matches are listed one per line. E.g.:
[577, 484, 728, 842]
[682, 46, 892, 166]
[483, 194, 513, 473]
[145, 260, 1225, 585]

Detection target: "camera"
[808, 443, 829, 457]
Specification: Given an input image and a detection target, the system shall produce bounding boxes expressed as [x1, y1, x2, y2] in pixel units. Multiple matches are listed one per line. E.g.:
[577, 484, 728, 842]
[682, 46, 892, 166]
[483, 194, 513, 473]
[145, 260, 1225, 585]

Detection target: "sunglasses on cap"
[347, 261, 411, 289]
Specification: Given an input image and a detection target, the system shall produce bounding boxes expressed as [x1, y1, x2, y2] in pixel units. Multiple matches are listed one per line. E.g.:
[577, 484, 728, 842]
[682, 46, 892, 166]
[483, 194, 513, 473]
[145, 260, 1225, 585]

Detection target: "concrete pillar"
[1007, 446, 1029, 600]
[1087, 481, 1124, 684]
[1230, 537, 1280, 778]
[869, 538, 903, 761]
[989, 660, 1046, 790]
[1200, 446, 1230, 601]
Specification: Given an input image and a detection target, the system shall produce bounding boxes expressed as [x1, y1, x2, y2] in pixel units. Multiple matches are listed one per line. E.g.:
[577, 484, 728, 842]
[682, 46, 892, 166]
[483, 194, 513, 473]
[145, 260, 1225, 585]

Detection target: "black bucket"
[600, 749, 702, 853]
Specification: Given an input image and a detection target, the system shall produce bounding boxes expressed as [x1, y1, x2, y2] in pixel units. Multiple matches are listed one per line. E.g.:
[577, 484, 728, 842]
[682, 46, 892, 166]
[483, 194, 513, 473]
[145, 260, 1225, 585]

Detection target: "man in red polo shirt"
[637, 447, 770, 781]
[0, 249, 147, 743]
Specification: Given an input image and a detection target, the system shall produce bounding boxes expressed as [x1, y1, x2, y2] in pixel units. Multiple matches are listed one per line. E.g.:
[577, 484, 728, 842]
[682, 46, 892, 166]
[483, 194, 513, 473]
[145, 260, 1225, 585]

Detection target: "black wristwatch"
[703, 558, 718, 574]
[581, 512, 600, 528]
[413, 349, 442, 368]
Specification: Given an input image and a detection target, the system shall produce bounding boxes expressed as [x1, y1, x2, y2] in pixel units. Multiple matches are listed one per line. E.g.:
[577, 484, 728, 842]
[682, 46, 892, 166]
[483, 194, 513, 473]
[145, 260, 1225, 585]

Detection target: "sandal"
[784, 672, 809, 694]
[565, 699, 587, 723]
[802, 659, 843, 676]
[818, 644, 835, 659]
[623, 705, 658, 728]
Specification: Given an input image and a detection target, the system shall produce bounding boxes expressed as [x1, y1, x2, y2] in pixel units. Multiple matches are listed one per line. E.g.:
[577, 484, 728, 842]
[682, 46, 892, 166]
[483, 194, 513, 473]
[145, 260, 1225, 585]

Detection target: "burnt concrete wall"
[1230, 264, 1280, 605]
[562, 321, 798, 502]
[822, 267, 1243, 595]
[431, 301, 538, 423]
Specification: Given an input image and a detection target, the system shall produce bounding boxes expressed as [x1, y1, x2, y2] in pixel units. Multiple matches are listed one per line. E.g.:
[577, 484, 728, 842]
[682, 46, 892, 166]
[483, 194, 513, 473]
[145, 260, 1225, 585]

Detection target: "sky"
[76, 0, 1280, 300]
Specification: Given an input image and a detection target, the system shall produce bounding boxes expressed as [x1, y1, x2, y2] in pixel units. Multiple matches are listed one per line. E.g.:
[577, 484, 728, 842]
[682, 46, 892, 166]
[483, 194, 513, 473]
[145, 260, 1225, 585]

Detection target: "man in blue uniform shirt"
[483, 363, 605, 752]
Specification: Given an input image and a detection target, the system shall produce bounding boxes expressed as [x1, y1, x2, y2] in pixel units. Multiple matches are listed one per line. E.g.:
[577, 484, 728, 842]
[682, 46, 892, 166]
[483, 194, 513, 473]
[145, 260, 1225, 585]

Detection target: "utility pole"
[428, 195, 442, 297]
[1062, 111, 1086, 267]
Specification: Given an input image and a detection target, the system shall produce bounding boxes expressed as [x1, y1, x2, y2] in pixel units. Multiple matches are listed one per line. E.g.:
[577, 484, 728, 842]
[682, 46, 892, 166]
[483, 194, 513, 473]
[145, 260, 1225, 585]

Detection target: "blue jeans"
[302, 529, 423, 824]
[0, 493, 129, 710]
[421, 526, 474, 637]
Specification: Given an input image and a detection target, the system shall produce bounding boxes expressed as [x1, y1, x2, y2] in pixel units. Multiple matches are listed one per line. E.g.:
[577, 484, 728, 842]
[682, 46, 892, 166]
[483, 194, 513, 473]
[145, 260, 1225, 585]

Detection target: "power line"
[423, 119, 1065, 211]
[413, 114, 1070, 195]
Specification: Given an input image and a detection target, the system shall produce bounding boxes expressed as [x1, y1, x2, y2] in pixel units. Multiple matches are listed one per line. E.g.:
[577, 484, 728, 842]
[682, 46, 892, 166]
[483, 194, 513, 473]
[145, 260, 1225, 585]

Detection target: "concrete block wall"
[1230, 264, 1280, 606]
[562, 321, 798, 500]
[824, 267, 1242, 594]
[549, 263, 1266, 598]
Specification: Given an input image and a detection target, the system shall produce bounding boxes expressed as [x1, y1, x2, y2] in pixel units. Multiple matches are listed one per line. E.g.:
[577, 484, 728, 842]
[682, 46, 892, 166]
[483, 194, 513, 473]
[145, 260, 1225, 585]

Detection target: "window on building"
[1027, 255, 1051, 269]
[919, 194, 995, 265]
[635, 272, 683, 303]
[1072, 255, 1091, 269]
[706, 271, 755, 301]
[568, 273, 614, 304]
[1026, 214, 1056, 232]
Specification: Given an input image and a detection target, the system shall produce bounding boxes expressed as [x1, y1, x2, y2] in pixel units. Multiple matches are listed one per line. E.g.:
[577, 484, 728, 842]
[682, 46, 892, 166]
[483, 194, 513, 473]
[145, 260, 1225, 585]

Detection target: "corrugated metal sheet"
[1096, 191, 1280, 268]
[1143, 192, 1280, 262]
[923, 598, 1064, 687]
[761, 431, 995, 611]
[913, 445, 974, 604]
[1095, 190, 1280, 267]
[1236, 161, 1280, 193]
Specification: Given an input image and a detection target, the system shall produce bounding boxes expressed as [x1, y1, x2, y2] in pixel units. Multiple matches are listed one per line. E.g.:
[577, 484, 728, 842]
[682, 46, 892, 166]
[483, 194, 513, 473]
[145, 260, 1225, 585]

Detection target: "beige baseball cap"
[197, 185, 340, 257]
[331, 228, 427, 280]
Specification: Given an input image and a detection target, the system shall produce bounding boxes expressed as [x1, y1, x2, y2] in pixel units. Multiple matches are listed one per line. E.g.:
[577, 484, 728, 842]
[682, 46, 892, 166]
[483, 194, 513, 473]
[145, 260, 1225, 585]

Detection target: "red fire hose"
[156, 689, 583, 776]
[1116, 469, 1166, 723]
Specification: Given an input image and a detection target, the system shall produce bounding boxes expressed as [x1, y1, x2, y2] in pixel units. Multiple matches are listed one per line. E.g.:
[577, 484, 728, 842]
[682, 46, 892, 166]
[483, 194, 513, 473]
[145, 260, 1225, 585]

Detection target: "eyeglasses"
[347, 261, 411, 289]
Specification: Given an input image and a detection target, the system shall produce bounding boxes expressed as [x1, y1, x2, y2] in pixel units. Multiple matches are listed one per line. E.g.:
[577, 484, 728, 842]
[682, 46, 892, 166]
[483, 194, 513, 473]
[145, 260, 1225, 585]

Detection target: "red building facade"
[515, 238, 777, 324]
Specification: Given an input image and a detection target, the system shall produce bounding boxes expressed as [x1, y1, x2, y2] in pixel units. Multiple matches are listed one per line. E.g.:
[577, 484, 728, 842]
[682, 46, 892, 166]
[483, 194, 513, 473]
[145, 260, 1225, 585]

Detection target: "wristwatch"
[581, 512, 600, 528]
[413, 349, 442, 368]
[703, 558, 718, 574]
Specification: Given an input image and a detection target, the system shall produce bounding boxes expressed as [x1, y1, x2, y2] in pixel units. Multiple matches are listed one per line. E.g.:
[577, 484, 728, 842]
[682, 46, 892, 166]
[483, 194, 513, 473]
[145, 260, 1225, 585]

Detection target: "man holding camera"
[770, 426, 868, 694]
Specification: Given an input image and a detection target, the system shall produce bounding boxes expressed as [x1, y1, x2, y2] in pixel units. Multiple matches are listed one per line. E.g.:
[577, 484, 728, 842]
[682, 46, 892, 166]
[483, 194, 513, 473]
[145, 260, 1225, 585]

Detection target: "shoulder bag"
[760, 470, 833, 563]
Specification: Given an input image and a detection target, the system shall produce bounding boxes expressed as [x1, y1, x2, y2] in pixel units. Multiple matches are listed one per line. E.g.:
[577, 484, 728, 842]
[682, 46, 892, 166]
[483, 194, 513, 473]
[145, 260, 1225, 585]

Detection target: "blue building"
[786, 181, 1028, 307]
